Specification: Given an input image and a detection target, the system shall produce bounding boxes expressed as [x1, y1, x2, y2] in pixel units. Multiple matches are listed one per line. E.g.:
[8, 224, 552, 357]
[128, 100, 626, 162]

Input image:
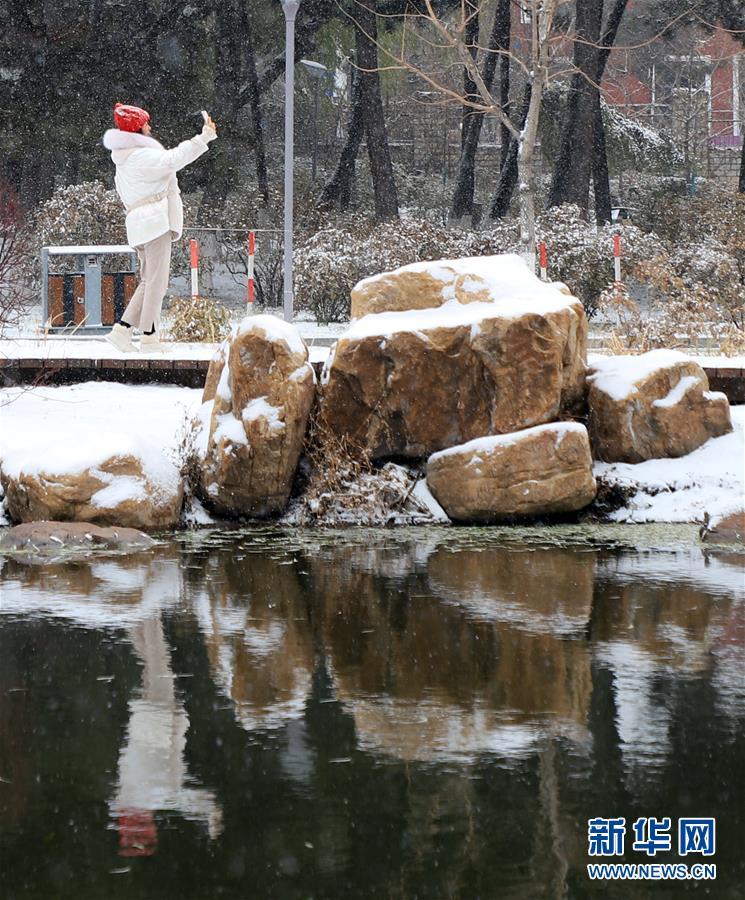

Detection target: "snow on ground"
[0, 381, 742, 529]
[0, 382, 203, 501]
[0, 336, 219, 361]
[594, 406, 745, 524]
[0, 336, 331, 366]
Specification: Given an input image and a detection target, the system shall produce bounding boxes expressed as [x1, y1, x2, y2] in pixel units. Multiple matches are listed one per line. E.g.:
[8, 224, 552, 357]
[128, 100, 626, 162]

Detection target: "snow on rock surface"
[200, 315, 315, 518]
[588, 351, 732, 463]
[323, 255, 587, 459]
[427, 423, 597, 523]
[594, 406, 744, 523]
[0, 383, 201, 529]
[588, 350, 697, 402]
[351, 253, 579, 319]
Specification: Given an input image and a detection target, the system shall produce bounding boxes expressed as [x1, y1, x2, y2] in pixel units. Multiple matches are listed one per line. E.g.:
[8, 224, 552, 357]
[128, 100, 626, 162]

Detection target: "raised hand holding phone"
[200, 110, 218, 142]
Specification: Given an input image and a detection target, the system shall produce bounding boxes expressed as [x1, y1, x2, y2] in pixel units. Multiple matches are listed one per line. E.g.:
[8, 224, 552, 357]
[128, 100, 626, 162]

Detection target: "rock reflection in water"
[1, 530, 744, 897]
[310, 542, 594, 762]
[592, 549, 744, 784]
[0, 550, 182, 627]
[188, 551, 315, 732]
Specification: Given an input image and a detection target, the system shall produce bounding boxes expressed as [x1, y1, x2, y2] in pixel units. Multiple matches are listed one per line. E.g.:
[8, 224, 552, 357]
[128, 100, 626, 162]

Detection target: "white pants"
[122, 231, 172, 331]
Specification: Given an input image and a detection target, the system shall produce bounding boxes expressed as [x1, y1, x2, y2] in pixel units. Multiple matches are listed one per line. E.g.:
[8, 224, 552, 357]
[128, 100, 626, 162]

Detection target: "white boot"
[140, 330, 165, 352]
[105, 323, 136, 353]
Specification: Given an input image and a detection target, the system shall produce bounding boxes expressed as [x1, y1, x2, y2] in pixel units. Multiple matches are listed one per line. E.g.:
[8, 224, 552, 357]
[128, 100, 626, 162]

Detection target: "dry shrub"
[165, 295, 231, 343]
[285, 406, 438, 526]
[600, 282, 657, 353]
[299, 405, 374, 508]
[0, 180, 34, 335]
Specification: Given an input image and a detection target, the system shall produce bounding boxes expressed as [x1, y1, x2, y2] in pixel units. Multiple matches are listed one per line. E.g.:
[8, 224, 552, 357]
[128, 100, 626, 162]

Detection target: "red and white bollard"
[247, 230, 256, 308]
[539, 240, 548, 281]
[613, 233, 622, 283]
[190, 238, 199, 298]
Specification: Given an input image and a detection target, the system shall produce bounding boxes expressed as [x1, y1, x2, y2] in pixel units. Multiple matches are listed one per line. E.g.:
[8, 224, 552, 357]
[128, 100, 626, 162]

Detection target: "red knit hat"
[114, 102, 150, 132]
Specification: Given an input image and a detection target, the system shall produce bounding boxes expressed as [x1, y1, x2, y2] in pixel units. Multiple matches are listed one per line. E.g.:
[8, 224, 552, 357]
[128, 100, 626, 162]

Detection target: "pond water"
[0, 526, 743, 899]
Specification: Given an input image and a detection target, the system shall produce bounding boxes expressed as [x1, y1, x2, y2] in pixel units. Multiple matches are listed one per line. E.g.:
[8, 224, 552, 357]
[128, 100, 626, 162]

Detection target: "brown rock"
[202, 342, 228, 403]
[351, 261, 494, 318]
[588, 351, 732, 463]
[426, 423, 597, 522]
[2, 455, 183, 530]
[0, 521, 154, 553]
[703, 511, 745, 545]
[322, 299, 587, 459]
[200, 315, 315, 517]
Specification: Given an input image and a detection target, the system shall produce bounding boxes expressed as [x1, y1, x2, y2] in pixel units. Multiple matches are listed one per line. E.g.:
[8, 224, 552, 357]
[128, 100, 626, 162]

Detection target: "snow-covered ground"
[595, 406, 744, 524]
[0, 383, 203, 526]
[1, 381, 742, 528]
[0, 336, 331, 366]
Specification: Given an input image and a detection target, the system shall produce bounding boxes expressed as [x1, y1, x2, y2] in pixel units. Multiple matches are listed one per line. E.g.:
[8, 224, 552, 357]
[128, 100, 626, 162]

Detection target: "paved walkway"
[1, 336, 743, 402]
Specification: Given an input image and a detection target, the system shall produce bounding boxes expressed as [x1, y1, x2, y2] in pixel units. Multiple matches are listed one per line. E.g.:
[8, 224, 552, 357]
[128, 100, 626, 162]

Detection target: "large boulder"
[322, 256, 587, 459]
[200, 315, 315, 517]
[1, 455, 183, 530]
[426, 422, 597, 522]
[587, 350, 732, 463]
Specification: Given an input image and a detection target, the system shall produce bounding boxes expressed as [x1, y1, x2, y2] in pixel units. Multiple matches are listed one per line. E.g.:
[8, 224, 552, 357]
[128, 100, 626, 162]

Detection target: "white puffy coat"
[102, 129, 210, 247]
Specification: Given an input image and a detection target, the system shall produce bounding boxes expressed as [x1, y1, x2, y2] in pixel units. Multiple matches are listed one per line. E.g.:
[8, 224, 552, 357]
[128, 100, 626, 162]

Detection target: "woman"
[103, 103, 217, 352]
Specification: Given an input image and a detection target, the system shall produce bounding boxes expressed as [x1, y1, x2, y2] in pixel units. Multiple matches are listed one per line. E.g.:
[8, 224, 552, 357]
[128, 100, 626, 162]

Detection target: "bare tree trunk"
[451, 0, 510, 221]
[518, 89, 544, 265]
[497, 0, 511, 171]
[356, 0, 399, 221]
[489, 85, 531, 219]
[548, 0, 603, 215]
[592, 97, 613, 224]
[198, 0, 243, 222]
[592, 0, 630, 223]
[319, 65, 366, 211]
[739, 135, 745, 193]
[462, 1, 480, 150]
[241, 8, 270, 207]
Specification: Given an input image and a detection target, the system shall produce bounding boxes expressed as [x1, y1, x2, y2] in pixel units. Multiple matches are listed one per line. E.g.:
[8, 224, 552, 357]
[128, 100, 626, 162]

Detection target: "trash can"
[42, 245, 138, 331]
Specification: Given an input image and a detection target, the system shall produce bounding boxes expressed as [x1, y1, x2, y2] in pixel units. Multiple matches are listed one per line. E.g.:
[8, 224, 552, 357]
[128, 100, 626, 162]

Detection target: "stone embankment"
[0, 254, 736, 529]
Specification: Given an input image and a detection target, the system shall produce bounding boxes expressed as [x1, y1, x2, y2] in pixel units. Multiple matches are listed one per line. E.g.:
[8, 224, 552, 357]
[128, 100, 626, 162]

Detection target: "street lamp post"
[281, 0, 300, 323]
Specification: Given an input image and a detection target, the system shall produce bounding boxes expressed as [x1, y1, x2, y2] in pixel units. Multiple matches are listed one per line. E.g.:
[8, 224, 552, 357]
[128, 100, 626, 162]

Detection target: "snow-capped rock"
[587, 350, 732, 463]
[199, 315, 315, 518]
[2, 454, 183, 530]
[0, 383, 190, 530]
[426, 422, 597, 522]
[322, 255, 587, 460]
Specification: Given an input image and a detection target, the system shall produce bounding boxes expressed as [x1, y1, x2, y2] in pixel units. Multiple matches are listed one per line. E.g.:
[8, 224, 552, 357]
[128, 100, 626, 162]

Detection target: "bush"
[293, 217, 521, 322]
[33, 181, 128, 277]
[536, 205, 666, 318]
[165, 295, 231, 343]
[0, 180, 34, 335]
